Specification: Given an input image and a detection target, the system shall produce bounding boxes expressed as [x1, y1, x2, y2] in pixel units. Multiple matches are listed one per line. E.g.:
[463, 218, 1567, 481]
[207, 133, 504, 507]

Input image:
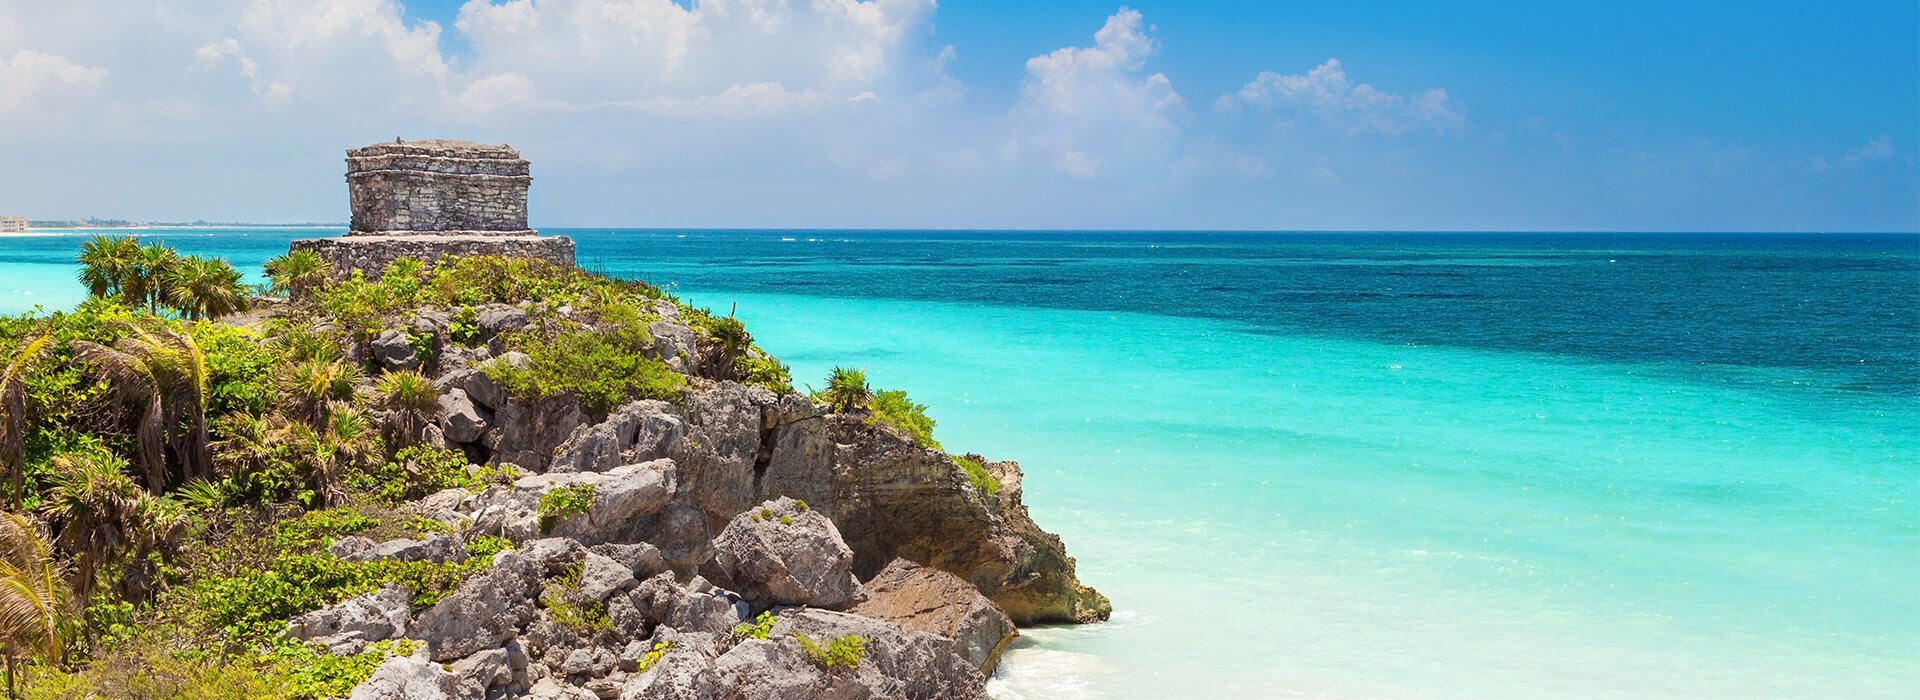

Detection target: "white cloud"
[1010, 7, 1187, 178]
[1812, 135, 1897, 171]
[0, 49, 107, 113]
[1218, 58, 1466, 135]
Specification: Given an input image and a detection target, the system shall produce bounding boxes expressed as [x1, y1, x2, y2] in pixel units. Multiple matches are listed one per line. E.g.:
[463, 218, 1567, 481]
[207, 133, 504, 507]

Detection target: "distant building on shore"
[0, 217, 28, 233]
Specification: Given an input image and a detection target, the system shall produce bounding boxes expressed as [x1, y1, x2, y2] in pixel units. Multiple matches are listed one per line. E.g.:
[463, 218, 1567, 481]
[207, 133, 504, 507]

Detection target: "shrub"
[484, 324, 684, 414]
[464, 536, 513, 559]
[347, 445, 475, 505]
[537, 484, 595, 533]
[733, 611, 776, 640]
[189, 552, 489, 645]
[541, 566, 612, 635]
[953, 456, 1001, 501]
[738, 354, 793, 394]
[817, 367, 870, 412]
[272, 508, 377, 550]
[792, 633, 866, 671]
[270, 638, 421, 699]
[867, 389, 939, 450]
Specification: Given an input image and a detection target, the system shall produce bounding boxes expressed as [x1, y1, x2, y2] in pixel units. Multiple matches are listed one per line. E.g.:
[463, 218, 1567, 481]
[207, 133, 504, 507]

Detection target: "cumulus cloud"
[1217, 58, 1465, 135]
[1010, 7, 1187, 177]
[0, 49, 107, 113]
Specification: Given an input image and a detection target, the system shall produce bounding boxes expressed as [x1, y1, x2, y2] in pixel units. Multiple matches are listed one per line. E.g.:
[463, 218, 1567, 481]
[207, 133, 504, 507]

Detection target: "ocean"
[4, 229, 1917, 698]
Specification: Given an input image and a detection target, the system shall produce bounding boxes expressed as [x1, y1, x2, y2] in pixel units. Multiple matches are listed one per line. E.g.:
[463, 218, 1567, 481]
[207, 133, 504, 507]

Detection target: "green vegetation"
[0, 252, 825, 697]
[867, 389, 939, 450]
[817, 367, 871, 412]
[634, 641, 672, 673]
[792, 632, 867, 671]
[953, 456, 1001, 501]
[537, 484, 596, 534]
[733, 611, 777, 640]
[540, 566, 611, 635]
[484, 323, 684, 415]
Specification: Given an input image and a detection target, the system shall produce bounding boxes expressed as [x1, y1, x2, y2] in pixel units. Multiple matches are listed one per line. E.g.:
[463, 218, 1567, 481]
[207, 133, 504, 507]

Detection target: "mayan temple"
[291, 139, 574, 280]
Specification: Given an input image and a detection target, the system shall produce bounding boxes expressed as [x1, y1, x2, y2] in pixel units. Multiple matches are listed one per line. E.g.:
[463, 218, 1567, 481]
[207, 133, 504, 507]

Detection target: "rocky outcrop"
[349, 648, 460, 700]
[849, 558, 1017, 674]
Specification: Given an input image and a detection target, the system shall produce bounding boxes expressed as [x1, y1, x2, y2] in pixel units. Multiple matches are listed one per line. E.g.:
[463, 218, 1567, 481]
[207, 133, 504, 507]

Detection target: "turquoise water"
[5, 229, 1917, 698]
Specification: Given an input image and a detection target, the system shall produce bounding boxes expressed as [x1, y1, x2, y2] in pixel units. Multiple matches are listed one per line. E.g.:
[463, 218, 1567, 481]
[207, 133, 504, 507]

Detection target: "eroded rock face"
[848, 559, 1017, 674]
[331, 534, 465, 564]
[550, 400, 683, 474]
[372, 330, 422, 372]
[713, 497, 863, 611]
[410, 551, 542, 661]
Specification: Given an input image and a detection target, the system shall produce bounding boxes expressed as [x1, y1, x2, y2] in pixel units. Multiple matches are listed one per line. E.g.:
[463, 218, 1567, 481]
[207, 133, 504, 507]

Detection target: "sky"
[0, 0, 1914, 231]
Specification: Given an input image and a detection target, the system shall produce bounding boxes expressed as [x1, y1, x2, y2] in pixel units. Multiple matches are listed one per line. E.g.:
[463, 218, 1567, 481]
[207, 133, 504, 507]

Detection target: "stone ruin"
[291, 139, 575, 281]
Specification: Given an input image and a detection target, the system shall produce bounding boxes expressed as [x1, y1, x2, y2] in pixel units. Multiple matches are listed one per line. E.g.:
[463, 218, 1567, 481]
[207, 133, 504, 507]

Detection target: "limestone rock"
[550, 400, 683, 473]
[286, 584, 412, 656]
[477, 305, 529, 339]
[484, 392, 590, 472]
[848, 558, 1016, 674]
[373, 330, 422, 372]
[349, 648, 460, 700]
[438, 388, 490, 444]
[488, 461, 676, 544]
[579, 552, 639, 603]
[707, 610, 988, 700]
[591, 543, 669, 581]
[333, 534, 465, 564]
[713, 497, 862, 611]
[645, 321, 700, 374]
[628, 572, 749, 636]
[409, 551, 542, 661]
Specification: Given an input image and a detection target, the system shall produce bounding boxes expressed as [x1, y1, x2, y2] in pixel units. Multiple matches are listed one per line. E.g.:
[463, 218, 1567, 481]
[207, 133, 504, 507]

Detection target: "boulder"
[578, 552, 639, 603]
[438, 389, 490, 444]
[549, 400, 684, 473]
[333, 534, 465, 564]
[409, 551, 542, 661]
[591, 543, 669, 581]
[645, 321, 700, 374]
[713, 497, 862, 611]
[484, 392, 592, 472]
[448, 645, 525, 700]
[372, 330, 422, 372]
[476, 305, 529, 339]
[349, 648, 460, 700]
[848, 559, 1016, 674]
[615, 628, 727, 700]
[286, 584, 412, 656]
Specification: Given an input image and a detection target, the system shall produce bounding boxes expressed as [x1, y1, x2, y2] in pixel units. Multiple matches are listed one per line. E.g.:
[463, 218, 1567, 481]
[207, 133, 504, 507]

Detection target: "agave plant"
[376, 370, 440, 452]
[819, 367, 872, 413]
[38, 453, 140, 600]
[1, 329, 56, 508]
[263, 249, 332, 298]
[69, 321, 213, 491]
[160, 255, 250, 320]
[0, 513, 72, 692]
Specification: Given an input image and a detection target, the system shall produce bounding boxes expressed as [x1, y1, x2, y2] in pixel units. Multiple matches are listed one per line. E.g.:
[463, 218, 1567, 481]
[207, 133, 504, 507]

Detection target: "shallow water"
[5, 229, 1917, 698]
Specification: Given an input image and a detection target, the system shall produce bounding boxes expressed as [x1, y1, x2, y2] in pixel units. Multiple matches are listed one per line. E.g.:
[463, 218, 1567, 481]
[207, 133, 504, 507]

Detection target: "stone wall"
[292, 235, 576, 283]
[347, 140, 531, 234]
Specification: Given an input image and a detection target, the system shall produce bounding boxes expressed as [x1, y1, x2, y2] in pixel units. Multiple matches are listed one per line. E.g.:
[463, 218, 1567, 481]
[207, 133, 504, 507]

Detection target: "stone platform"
[292, 138, 575, 283]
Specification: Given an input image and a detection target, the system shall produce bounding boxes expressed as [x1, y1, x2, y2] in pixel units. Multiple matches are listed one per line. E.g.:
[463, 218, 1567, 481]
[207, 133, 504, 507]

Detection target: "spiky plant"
[0, 513, 72, 694]
[279, 359, 361, 428]
[819, 367, 872, 413]
[376, 370, 439, 452]
[161, 255, 250, 320]
[37, 453, 140, 600]
[263, 249, 332, 298]
[303, 404, 379, 506]
[69, 321, 213, 490]
[0, 329, 55, 508]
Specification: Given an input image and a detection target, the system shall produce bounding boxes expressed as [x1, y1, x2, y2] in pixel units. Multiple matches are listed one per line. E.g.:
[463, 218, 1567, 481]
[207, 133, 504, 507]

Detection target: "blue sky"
[1, 0, 1914, 231]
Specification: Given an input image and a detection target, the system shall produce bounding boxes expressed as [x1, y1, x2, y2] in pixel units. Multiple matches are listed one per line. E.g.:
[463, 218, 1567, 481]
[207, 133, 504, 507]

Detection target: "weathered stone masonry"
[292, 139, 574, 282]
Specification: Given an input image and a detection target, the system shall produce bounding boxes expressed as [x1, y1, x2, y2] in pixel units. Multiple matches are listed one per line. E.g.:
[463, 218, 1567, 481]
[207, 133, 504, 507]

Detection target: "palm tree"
[376, 370, 439, 453]
[299, 406, 378, 507]
[70, 322, 213, 490]
[0, 513, 71, 696]
[263, 249, 332, 299]
[704, 316, 752, 380]
[819, 367, 872, 413]
[75, 235, 142, 301]
[0, 330, 55, 508]
[37, 453, 139, 600]
[128, 244, 180, 313]
[161, 255, 249, 320]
